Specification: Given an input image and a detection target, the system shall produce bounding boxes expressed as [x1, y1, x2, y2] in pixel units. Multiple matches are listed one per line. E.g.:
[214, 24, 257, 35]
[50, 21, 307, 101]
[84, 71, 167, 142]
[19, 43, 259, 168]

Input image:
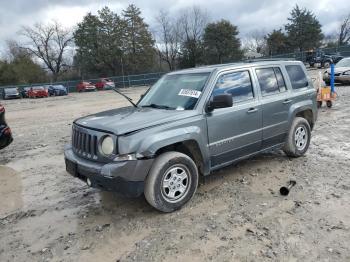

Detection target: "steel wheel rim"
[161, 164, 191, 203]
[295, 126, 308, 151]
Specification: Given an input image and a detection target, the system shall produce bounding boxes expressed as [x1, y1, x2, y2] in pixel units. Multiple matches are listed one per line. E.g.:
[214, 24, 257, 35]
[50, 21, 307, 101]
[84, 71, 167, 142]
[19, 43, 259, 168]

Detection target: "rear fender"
[288, 100, 316, 130]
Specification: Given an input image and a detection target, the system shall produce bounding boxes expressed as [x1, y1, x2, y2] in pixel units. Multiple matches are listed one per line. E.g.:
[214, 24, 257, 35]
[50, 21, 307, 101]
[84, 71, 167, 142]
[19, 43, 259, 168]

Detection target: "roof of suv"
[168, 60, 301, 75]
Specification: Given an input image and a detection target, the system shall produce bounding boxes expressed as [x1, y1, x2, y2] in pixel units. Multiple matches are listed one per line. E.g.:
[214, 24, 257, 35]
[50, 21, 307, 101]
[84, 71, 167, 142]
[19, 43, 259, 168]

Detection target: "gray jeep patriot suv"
[65, 60, 317, 212]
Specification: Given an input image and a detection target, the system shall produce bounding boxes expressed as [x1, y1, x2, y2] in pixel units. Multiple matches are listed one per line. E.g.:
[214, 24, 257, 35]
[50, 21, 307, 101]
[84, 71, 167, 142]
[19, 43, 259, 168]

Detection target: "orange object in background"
[321, 87, 331, 100]
[316, 86, 337, 108]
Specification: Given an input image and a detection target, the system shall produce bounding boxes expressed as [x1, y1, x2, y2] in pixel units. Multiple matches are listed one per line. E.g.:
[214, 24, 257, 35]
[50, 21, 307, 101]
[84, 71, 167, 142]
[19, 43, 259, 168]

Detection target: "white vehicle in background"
[323, 57, 350, 85]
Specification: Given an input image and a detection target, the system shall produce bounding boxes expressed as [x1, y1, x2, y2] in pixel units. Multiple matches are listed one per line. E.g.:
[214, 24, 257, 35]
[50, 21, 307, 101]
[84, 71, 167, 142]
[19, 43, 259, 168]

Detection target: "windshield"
[33, 86, 44, 90]
[336, 58, 350, 67]
[5, 88, 18, 94]
[53, 85, 66, 90]
[138, 73, 210, 110]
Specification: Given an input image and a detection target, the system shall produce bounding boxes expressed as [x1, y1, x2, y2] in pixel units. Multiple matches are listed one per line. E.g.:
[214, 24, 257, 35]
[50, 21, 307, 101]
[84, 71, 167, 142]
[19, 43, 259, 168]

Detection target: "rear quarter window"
[285, 65, 308, 89]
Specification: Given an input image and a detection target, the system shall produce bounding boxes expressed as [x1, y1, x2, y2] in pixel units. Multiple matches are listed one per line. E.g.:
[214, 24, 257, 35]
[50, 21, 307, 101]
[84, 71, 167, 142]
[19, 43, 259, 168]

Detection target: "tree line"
[1, 4, 350, 86]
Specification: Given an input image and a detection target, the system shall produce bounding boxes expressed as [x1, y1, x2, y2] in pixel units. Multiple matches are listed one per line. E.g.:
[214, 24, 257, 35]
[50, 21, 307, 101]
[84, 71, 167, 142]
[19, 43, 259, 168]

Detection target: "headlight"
[100, 136, 114, 155]
[114, 153, 137, 161]
[343, 70, 350, 75]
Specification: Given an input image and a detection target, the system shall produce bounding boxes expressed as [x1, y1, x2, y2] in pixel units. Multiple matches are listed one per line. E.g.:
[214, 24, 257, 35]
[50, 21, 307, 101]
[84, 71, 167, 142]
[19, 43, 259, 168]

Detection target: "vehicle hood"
[74, 106, 199, 135]
[326, 67, 350, 74]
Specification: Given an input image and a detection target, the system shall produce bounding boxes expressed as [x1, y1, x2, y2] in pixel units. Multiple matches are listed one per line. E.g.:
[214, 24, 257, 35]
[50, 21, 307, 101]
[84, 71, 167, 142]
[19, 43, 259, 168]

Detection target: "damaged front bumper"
[64, 145, 154, 197]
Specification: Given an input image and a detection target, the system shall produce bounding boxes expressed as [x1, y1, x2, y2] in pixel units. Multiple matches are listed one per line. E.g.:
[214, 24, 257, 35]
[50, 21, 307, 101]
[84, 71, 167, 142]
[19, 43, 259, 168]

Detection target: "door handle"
[247, 108, 258, 113]
[283, 99, 292, 104]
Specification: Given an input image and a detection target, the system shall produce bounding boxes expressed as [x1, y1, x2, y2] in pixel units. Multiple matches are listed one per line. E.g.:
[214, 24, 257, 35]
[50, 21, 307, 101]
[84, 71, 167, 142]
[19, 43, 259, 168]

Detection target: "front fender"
[138, 126, 202, 156]
[118, 119, 211, 175]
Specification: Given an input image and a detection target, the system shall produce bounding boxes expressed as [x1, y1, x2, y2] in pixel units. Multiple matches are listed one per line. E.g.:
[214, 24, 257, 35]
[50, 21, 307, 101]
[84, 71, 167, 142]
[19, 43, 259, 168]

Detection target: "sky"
[0, 0, 348, 54]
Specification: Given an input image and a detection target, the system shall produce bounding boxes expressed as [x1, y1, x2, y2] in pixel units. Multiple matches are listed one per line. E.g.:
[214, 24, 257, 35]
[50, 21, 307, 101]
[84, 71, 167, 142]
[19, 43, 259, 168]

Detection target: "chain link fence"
[0, 72, 165, 99]
[263, 45, 350, 62]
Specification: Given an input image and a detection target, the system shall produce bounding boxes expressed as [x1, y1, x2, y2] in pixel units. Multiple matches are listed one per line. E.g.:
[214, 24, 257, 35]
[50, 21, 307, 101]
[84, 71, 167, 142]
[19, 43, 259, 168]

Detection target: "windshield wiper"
[141, 103, 175, 110]
[111, 87, 138, 108]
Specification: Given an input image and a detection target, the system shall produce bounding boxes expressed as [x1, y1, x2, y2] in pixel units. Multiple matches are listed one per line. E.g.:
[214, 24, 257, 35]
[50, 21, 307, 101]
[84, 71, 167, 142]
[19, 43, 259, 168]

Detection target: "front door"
[206, 69, 262, 168]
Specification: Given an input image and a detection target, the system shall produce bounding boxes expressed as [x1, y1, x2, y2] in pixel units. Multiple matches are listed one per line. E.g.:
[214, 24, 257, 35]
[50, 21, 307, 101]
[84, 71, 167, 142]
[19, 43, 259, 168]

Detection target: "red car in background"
[95, 78, 115, 90]
[28, 86, 49, 98]
[76, 81, 96, 92]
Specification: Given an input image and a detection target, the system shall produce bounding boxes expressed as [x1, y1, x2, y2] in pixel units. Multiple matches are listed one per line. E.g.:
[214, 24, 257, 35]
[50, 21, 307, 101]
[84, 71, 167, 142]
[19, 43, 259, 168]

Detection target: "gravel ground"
[0, 71, 349, 262]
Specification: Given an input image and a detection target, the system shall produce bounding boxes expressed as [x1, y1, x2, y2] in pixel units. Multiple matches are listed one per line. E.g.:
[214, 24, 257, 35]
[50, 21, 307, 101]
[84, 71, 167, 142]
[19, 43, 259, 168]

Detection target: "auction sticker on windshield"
[178, 89, 202, 98]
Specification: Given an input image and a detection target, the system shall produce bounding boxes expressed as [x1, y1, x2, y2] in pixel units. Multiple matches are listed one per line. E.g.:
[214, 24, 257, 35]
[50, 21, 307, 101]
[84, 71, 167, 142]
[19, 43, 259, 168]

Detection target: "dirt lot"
[1, 71, 350, 262]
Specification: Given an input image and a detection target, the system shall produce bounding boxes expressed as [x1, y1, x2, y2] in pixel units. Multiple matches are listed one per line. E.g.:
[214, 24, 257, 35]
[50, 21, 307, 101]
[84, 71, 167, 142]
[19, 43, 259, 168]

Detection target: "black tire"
[283, 117, 311, 158]
[317, 101, 322, 108]
[144, 151, 198, 213]
[324, 61, 331, 68]
[326, 101, 332, 108]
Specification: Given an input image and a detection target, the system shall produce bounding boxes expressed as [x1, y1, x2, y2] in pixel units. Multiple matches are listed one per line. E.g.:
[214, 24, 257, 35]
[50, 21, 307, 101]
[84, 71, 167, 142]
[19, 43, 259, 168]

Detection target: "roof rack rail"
[245, 58, 295, 63]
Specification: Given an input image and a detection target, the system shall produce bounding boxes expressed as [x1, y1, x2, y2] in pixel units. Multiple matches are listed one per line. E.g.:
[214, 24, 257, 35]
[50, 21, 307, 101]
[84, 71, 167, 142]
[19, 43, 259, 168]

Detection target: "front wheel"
[144, 152, 198, 213]
[283, 117, 311, 157]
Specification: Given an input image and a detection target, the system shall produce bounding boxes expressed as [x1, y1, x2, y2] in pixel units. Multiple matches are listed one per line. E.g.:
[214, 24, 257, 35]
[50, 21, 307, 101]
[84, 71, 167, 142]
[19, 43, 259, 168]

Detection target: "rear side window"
[285, 65, 308, 89]
[255, 68, 279, 96]
[213, 71, 254, 103]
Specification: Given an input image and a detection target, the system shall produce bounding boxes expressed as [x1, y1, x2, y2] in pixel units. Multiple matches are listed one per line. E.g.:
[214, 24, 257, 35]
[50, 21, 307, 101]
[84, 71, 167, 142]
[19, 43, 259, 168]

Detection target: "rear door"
[206, 69, 262, 168]
[254, 66, 291, 149]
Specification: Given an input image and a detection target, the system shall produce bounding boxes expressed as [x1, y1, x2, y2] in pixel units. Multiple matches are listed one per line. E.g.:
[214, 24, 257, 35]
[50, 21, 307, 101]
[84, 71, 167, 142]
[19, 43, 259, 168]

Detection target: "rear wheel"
[144, 152, 198, 213]
[317, 101, 322, 108]
[283, 117, 311, 157]
[324, 61, 331, 68]
[326, 100, 332, 108]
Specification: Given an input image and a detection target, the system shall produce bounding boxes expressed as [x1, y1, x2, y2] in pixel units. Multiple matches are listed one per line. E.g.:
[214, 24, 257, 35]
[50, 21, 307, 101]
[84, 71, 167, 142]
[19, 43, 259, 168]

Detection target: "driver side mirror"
[206, 93, 233, 112]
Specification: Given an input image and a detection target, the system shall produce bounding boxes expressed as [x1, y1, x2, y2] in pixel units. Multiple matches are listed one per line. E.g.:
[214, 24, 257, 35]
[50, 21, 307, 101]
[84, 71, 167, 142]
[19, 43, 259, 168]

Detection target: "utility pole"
[121, 56, 125, 88]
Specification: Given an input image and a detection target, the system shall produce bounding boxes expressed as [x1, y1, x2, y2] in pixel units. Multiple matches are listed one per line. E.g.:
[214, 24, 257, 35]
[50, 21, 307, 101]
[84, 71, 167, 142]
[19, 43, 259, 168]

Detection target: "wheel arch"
[295, 109, 314, 130]
[289, 101, 316, 131]
[154, 140, 207, 176]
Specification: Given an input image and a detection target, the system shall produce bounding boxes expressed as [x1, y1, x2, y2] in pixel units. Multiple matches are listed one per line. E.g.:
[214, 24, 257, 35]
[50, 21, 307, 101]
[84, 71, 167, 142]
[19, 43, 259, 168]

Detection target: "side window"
[213, 71, 254, 103]
[274, 67, 287, 92]
[255, 68, 279, 96]
[285, 65, 308, 89]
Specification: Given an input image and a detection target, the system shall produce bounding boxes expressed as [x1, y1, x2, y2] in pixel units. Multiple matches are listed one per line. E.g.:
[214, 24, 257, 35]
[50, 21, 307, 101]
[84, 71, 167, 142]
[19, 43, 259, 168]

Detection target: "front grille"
[72, 126, 98, 160]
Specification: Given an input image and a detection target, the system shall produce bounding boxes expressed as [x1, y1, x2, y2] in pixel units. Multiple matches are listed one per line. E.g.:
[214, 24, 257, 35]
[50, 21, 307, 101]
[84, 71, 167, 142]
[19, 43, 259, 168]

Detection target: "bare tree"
[20, 21, 73, 80]
[338, 14, 350, 46]
[242, 30, 267, 55]
[155, 10, 182, 70]
[178, 6, 209, 67]
[5, 40, 27, 61]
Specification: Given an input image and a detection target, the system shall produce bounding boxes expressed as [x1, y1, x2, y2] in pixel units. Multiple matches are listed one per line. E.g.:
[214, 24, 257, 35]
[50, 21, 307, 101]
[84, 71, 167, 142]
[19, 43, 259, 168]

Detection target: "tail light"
[4, 127, 11, 135]
[0, 105, 4, 113]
